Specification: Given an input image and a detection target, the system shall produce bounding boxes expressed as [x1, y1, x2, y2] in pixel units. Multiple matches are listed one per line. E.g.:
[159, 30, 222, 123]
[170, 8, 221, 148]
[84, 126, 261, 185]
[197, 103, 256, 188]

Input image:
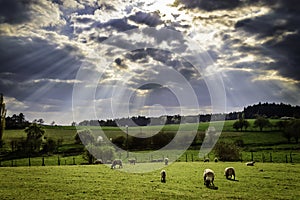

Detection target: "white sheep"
[204, 158, 210, 162]
[164, 158, 169, 165]
[111, 159, 123, 169]
[203, 168, 215, 187]
[161, 170, 166, 183]
[224, 167, 235, 180]
[246, 161, 255, 166]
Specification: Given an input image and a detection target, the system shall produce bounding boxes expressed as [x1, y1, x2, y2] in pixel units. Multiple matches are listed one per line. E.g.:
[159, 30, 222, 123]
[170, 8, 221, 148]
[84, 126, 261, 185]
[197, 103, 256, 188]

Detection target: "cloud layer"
[0, 0, 299, 124]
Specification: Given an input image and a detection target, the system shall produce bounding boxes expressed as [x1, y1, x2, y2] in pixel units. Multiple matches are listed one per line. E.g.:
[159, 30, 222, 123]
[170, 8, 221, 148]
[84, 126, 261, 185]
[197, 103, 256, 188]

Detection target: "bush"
[214, 142, 240, 161]
[74, 129, 95, 145]
[83, 144, 116, 164]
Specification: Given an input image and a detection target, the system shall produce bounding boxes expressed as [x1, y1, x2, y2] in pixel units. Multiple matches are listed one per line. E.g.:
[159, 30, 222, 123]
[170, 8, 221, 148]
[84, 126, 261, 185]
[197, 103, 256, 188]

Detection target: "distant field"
[0, 162, 299, 200]
[2, 119, 300, 165]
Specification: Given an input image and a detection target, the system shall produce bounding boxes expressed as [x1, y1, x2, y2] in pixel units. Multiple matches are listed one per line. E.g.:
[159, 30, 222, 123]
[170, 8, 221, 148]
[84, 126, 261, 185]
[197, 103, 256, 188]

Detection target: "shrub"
[74, 129, 95, 145]
[214, 142, 240, 161]
[83, 144, 116, 164]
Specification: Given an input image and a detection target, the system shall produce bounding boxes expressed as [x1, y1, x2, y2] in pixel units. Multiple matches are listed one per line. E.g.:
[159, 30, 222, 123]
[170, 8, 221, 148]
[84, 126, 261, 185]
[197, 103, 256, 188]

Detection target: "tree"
[284, 120, 300, 143]
[233, 120, 242, 131]
[37, 118, 44, 125]
[232, 113, 250, 131]
[0, 93, 6, 147]
[74, 129, 95, 145]
[24, 123, 45, 152]
[71, 121, 76, 126]
[254, 115, 271, 131]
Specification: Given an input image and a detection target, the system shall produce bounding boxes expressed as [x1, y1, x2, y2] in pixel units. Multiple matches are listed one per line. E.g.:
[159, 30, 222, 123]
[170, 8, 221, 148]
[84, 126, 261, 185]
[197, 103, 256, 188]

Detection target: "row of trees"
[232, 114, 300, 143]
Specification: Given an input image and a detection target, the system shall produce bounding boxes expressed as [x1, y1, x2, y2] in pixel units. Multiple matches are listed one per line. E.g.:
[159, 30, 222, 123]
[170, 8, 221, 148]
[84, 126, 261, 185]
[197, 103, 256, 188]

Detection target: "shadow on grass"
[206, 185, 218, 190]
[226, 178, 239, 182]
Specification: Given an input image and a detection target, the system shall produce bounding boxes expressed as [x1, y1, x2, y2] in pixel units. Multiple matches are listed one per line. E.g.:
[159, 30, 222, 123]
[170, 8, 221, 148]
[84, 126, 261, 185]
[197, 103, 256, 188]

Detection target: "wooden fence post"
[251, 152, 254, 161]
[73, 157, 75, 165]
[285, 155, 288, 163]
[290, 153, 293, 163]
[28, 156, 31, 166]
[42, 157, 45, 166]
[185, 154, 188, 162]
[58, 156, 60, 166]
[270, 153, 272, 162]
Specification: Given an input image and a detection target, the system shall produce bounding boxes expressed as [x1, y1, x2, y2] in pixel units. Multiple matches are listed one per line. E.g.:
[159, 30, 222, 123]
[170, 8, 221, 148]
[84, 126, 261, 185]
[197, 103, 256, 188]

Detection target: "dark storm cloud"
[138, 83, 162, 90]
[235, 0, 300, 80]
[0, 0, 33, 24]
[177, 0, 240, 11]
[128, 11, 162, 27]
[0, 36, 82, 101]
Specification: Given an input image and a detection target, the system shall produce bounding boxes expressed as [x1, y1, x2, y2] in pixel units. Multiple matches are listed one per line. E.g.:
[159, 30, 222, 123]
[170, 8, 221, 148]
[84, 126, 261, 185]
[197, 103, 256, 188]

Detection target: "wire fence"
[1, 151, 300, 167]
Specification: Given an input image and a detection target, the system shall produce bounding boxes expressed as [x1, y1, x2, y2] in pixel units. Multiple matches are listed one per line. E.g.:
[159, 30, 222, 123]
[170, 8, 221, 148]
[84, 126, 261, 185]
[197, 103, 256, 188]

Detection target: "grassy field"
[0, 162, 299, 199]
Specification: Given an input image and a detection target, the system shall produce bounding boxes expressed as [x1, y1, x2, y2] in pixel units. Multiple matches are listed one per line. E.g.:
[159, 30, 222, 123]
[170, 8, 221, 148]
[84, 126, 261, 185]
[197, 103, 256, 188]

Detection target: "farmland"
[0, 162, 300, 199]
[1, 119, 300, 166]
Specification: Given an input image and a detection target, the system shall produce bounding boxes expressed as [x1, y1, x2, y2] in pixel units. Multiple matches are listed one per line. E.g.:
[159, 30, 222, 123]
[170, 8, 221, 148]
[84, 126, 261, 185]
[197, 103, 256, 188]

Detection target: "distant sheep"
[214, 157, 218, 162]
[128, 158, 136, 165]
[204, 158, 210, 162]
[164, 158, 169, 165]
[111, 159, 123, 169]
[161, 170, 166, 183]
[246, 161, 255, 166]
[203, 169, 215, 187]
[224, 167, 235, 180]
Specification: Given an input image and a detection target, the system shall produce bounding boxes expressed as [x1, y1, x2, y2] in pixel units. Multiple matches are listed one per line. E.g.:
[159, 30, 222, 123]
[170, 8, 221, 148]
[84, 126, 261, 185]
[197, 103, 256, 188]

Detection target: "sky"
[0, 0, 299, 125]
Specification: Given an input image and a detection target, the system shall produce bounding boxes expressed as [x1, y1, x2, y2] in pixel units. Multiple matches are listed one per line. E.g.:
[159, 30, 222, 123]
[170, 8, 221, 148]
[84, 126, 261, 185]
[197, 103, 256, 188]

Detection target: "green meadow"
[0, 162, 300, 200]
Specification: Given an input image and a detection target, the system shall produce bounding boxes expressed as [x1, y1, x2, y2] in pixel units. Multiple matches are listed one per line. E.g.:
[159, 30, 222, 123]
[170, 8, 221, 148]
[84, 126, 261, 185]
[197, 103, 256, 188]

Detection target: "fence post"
[285, 155, 288, 163]
[240, 153, 243, 162]
[73, 157, 75, 165]
[42, 157, 45, 166]
[28, 156, 31, 166]
[290, 153, 293, 163]
[192, 154, 194, 162]
[270, 153, 272, 162]
[11, 160, 13, 167]
[185, 154, 188, 162]
[58, 156, 60, 166]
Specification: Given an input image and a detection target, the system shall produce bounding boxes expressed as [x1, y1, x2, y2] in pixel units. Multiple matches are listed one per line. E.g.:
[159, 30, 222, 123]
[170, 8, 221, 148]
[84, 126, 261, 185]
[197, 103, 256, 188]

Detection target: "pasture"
[0, 162, 300, 199]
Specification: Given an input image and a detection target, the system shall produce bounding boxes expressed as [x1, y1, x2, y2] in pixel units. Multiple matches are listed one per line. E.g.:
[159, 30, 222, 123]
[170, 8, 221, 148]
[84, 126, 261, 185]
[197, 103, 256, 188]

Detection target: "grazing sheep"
[164, 158, 169, 165]
[128, 158, 136, 165]
[203, 169, 215, 187]
[214, 157, 218, 162]
[224, 167, 235, 180]
[111, 159, 123, 169]
[161, 170, 166, 183]
[246, 161, 255, 166]
[204, 158, 210, 162]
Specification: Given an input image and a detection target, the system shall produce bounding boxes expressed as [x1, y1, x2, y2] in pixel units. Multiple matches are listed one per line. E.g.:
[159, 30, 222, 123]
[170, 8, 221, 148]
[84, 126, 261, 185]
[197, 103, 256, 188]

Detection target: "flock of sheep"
[109, 157, 256, 187]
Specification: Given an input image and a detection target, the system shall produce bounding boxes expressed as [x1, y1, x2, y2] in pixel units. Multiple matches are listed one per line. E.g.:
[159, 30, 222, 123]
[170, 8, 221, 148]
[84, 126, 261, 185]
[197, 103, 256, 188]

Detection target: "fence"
[1, 151, 300, 167]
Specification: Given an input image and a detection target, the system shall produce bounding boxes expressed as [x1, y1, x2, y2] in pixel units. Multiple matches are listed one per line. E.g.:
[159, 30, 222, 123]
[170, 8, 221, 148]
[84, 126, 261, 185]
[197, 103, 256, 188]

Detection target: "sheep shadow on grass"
[226, 178, 239, 182]
[206, 185, 218, 190]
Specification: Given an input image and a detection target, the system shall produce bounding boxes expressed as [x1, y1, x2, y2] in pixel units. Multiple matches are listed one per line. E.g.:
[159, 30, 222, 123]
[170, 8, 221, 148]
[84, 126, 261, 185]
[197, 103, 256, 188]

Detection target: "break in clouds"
[0, 0, 299, 124]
